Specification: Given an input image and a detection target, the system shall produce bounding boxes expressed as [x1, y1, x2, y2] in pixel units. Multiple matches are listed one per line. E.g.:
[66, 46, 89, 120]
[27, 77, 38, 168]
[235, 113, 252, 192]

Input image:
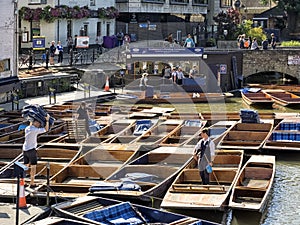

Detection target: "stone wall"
[243, 48, 300, 80]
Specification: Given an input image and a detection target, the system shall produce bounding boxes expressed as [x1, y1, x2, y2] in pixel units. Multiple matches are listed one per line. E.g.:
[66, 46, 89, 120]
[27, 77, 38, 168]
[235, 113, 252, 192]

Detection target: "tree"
[236, 20, 267, 44]
[213, 8, 240, 40]
[261, 0, 300, 35]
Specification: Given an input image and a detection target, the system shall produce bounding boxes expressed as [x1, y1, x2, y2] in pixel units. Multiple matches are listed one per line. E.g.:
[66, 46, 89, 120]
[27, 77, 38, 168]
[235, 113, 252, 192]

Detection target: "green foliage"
[236, 20, 267, 44]
[281, 41, 300, 46]
[261, 0, 300, 11]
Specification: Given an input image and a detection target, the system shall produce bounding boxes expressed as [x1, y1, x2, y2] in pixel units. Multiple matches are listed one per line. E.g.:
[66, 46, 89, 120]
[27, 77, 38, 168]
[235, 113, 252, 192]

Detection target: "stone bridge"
[243, 49, 300, 81]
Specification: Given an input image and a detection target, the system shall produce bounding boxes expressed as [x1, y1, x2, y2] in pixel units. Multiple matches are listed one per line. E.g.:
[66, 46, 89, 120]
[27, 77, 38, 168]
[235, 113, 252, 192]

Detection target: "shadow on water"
[229, 210, 264, 225]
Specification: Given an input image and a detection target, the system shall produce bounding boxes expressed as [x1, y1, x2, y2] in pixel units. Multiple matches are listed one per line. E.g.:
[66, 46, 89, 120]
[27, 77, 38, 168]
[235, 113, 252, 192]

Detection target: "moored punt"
[217, 120, 274, 151]
[263, 118, 300, 151]
[36, 143, 141, 198]
[229, 155, 275, 212]
[117, 92, 227, 104]
[80, 119, 136, 146]
[107, 119, 159, 144]
[88, 146, 194, 203]
[50, 196, 220, 225]
[241, 91, 274, 107]
[184, 121, 237, 147]
[0, 143, 82, 198]
[134, 119, 184, 146]
[262, 89, 300, 107]
[160, 150, 244, 211]
[159, 119, 206, 147]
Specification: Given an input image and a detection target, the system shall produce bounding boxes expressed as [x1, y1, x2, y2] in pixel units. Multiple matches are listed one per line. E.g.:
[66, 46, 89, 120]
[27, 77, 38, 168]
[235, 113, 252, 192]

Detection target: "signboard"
[76, 36, 89, 48]
[139, 23, 148, 28]
[130, 47, 204, 58]
[288, 55, 300, 65]
[148, 24, 157, 31]
[219, 64, 227, 74]
[32, 36, 45, 50]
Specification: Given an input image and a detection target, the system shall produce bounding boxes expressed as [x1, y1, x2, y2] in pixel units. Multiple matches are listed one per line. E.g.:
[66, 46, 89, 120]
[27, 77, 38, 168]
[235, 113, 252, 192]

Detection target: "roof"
[253, 6, 287, 19]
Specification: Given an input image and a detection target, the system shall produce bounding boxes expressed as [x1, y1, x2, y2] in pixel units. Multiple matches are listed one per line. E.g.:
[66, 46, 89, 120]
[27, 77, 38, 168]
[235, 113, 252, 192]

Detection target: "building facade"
[0, 0, 20, 103]
[19, 0, 116, 50]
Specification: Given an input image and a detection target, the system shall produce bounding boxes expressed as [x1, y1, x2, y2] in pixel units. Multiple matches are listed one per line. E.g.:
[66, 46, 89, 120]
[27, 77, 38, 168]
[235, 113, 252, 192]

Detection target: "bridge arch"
[244, 71, 298, 85]
[243, 49, 300, 84]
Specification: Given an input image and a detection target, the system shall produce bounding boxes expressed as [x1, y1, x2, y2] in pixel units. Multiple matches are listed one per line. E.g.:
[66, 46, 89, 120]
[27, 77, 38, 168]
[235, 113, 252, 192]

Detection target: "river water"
[111, 97, 300, 225]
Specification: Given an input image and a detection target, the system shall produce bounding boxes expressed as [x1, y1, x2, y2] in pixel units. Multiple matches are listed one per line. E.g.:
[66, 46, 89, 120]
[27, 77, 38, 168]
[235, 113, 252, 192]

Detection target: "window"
[116, 0, 129, 2]
[0, 59, 10, 72]
[28, 0, 47, 4]
[31, 21, 40, 40]
[97, 22, 101, 37]
[90, 0, 96, 6]
[220, 0, 232, 7]
[170, 0, 188, 4]
[67, 20, 72, 39]
[193, 0, 208, 5]
[142, 0, 165, 3]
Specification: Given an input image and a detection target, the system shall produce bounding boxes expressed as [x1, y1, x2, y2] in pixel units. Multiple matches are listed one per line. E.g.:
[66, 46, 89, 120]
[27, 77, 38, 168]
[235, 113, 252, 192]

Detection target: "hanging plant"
[19, 5, 117, 22]
[98, 6, 119, 19]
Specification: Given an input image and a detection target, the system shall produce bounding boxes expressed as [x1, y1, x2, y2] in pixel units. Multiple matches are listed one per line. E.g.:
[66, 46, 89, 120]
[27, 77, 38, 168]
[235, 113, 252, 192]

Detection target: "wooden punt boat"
[229, 155, 275, 212]
[50, 196, 219, 225]
[79, 119, 136, 145]
[118, 92, 227, 104]
[159, 119, 206, 146]
[0, 121, 67, 144]
[36, 143, 141, 198]
[134, 119, 184, 146]
[184, 120, 237, 147]
[200, 112, 275, 125]
[163, 112, 202, 120]
[262, 89, 300, 107]
[88, 146, 194, 203]
[0, 143, 82, 198]
[24, 217, 92, 225]
[241, 91, 274, 107]
[160, 150, 244, 211]
[107, 119, 159, 144]
[217, 120, 274, 151]
[263, 118, 300, 151]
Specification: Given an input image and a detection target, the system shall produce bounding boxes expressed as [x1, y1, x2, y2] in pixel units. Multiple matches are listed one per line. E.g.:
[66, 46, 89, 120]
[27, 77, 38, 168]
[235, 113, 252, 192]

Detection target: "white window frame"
[90, 0, 96, 6]
[29, 0, 41, 4]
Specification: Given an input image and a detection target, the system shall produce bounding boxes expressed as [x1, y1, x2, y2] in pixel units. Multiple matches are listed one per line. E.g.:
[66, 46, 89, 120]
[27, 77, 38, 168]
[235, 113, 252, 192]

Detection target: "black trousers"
[200, 170, 210, 185]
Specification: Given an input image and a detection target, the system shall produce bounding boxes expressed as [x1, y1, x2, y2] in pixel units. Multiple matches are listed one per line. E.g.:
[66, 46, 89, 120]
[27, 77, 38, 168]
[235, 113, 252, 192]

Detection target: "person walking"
[270, 33, 277, 49]
[66, 36, 73, 54]
[183, 34, 195, 48]
[176, 67, 184, 85]
[139, 73, 148, 91]
[56, 41, 64, 64]
[49, 41, 56, 65]
[23, 114, 50, 187]
[193, 128, 215, 185]
[77, 102, 91, 137]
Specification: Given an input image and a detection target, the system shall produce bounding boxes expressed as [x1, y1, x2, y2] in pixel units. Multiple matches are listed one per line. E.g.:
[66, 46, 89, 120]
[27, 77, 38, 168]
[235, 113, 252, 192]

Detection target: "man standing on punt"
[193, 128, 215, 185]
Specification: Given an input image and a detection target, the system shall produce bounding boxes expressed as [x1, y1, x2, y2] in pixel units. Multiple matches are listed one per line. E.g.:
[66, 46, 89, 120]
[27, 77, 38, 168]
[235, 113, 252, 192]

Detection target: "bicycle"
[73, 49, 88, 65]
[18, 50, 36, 68]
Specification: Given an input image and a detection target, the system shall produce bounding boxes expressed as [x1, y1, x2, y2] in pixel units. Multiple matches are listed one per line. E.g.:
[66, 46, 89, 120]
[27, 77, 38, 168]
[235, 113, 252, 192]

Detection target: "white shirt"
[23, 125, 46, 151]
[193, 137, 215, 158]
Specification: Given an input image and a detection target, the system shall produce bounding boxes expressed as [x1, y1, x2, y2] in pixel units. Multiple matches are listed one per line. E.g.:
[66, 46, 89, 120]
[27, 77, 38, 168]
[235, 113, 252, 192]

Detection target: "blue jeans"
[200, 170, 210, 185]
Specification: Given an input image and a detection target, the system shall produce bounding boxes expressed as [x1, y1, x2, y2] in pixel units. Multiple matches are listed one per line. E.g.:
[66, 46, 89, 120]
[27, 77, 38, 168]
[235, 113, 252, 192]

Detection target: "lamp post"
[147, 19, 150, 47]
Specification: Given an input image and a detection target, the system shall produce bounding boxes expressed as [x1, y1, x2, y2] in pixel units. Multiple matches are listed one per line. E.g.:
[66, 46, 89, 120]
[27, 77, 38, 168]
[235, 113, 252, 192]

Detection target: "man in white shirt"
[193, 128, 215, 185]
[23, 114, 50, 187]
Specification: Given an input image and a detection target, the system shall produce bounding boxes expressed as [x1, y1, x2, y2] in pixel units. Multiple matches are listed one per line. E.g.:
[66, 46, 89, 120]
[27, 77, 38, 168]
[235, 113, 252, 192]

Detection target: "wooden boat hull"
[241, 91, 274, 107]
[263, 89, 300, 107]
[160, 150, 244, 211]
[50, 196, 219, 225]
[217, 120, 273, 151]
[118, 92, 227, 104]
[37, 143, 141, 198]
[229, 155, 275, 212]
[263, 118, 300, 151]
[88, 146, 194, 203]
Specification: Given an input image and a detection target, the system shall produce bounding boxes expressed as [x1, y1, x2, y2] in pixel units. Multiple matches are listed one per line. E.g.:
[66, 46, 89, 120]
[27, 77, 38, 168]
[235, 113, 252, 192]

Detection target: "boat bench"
[171, 183, 228, 194]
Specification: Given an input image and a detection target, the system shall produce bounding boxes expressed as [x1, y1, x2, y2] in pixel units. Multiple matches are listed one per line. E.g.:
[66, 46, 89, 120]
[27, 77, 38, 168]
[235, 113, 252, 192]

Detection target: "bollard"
[49, 88, 56, 104]
[45, 50, 49, 69]
[29, 50, 33, 70]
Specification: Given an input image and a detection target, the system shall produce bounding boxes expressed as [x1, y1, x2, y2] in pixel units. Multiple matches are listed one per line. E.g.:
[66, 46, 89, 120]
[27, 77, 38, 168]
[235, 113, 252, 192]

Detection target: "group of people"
[166, 33, 196, 48]
[238, 33, 277, 50]
[49, 40, 64, 65]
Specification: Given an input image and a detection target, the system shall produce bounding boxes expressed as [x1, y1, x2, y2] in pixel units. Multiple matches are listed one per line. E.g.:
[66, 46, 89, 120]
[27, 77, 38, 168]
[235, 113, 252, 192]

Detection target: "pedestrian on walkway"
[193, 128, 215, 185]
[270, 33, 277, 49]
[56, 41, 64, 64]
[183, 34, 195, 48]
[23, 114, 50, 187]
[49, 41, 56, 65]
[67, 36, 73, 54]
[76, 102, 91, 137]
